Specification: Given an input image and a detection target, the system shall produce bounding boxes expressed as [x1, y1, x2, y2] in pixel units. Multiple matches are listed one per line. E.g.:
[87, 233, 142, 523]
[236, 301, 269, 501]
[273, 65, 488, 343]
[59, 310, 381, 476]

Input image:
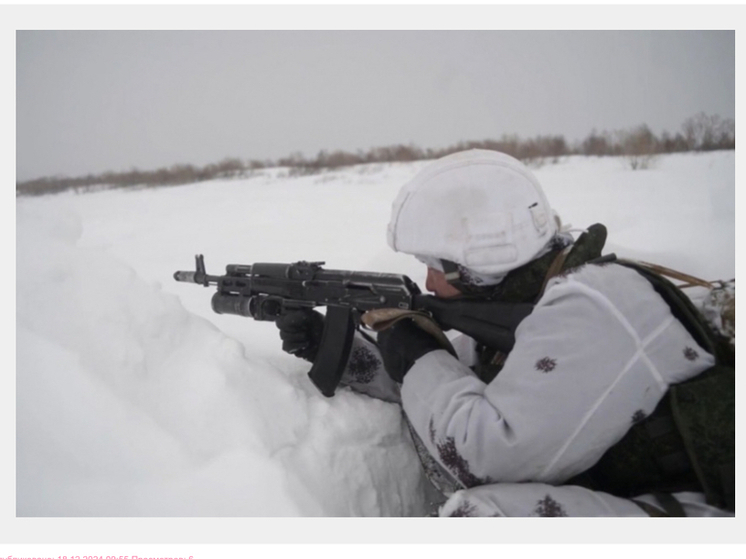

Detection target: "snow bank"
[16, 202, 427, 516]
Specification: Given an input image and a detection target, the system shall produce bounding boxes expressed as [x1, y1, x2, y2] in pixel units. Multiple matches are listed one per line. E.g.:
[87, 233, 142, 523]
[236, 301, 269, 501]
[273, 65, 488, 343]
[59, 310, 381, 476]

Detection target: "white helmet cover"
[387, 149, 557, 276]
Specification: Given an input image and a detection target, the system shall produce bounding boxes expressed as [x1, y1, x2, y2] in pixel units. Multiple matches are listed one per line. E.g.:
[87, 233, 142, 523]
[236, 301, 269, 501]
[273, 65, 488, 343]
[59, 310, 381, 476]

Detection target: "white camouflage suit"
[334, 150, 731, 517]
[339, 261, 730, 517]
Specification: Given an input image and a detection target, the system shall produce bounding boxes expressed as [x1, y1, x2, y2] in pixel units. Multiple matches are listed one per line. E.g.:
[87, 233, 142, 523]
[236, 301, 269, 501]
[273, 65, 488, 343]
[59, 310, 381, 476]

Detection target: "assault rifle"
[174, 255, 533, 396]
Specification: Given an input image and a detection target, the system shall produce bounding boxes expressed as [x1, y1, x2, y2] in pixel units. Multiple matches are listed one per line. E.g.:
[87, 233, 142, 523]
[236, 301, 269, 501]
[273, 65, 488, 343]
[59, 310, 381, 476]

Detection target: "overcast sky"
[16, 30, 734, 182]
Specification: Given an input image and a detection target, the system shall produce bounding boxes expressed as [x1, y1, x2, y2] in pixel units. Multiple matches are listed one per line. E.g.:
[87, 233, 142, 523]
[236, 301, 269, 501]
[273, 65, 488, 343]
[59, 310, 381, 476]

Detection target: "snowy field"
[15, 151, 735, 520]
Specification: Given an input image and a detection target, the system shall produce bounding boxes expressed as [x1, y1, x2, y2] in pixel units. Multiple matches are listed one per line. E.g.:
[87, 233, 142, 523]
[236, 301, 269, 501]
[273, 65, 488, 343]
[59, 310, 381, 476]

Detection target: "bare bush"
[619, 124, 659, 170]
[248, 159, 269, 170]
[16, 112, 735, 197]
[683, 112, 735, 151]
[214, 157, 246, 178]
[581, 129, 618, 156]
[658, 131, 690, 153]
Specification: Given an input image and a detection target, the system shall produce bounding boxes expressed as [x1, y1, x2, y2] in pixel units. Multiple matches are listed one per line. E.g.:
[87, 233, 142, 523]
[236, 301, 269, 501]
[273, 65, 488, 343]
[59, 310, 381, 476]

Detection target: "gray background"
[16, 30, 735, 182]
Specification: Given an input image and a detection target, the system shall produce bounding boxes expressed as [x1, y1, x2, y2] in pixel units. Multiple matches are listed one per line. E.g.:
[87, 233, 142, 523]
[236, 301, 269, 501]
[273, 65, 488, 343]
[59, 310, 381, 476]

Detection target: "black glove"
[377, 319, 445, 383]
[275, 309, 325, 362]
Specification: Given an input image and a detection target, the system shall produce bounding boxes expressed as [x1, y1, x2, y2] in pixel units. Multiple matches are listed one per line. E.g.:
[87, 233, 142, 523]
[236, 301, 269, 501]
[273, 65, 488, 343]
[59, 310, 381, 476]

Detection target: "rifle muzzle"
[173, 271, 198, 283]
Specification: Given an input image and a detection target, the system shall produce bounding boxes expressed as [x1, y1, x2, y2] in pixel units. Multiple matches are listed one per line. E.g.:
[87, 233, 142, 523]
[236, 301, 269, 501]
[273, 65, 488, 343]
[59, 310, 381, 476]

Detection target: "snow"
[15, 152, 735, 521]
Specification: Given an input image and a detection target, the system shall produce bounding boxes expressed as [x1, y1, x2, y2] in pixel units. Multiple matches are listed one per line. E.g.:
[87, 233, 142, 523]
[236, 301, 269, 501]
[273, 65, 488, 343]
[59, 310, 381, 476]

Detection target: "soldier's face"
[425, 267, 462, 299]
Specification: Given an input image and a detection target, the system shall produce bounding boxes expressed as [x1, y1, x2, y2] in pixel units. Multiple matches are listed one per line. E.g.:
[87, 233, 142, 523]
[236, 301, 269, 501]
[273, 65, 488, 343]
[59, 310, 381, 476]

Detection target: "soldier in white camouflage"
[276, 149, 734, 517]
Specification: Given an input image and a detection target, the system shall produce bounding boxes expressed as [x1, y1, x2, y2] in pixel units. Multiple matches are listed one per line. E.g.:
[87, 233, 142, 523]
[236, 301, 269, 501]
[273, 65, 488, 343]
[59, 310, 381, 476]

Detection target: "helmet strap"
[441, 259, 466, 290]
[438, 258, 506, 298]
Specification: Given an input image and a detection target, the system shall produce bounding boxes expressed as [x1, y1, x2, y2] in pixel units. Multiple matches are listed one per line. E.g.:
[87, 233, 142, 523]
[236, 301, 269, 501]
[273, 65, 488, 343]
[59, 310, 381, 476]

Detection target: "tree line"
[17, 112, 735, 197]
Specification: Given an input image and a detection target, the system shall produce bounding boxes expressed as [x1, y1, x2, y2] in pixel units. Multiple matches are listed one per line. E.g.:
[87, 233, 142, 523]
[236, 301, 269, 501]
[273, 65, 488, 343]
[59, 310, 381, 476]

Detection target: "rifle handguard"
[361, 308, 456, 356]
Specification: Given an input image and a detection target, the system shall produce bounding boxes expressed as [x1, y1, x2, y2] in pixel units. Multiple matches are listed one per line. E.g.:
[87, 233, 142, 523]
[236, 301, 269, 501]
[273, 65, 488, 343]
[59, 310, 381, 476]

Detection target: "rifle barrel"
[173, 271, 220, 285]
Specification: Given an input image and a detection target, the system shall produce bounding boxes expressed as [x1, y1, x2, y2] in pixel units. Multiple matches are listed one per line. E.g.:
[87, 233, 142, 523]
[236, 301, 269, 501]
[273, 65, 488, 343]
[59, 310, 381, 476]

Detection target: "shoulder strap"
[536, 245, 573, 301]
[629, 260, 714, 289]
[615, 258, 731, 365]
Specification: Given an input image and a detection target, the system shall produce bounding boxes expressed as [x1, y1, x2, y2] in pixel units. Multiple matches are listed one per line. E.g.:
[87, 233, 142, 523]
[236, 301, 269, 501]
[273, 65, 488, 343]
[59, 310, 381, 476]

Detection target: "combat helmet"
[387, 149, 559, 285]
